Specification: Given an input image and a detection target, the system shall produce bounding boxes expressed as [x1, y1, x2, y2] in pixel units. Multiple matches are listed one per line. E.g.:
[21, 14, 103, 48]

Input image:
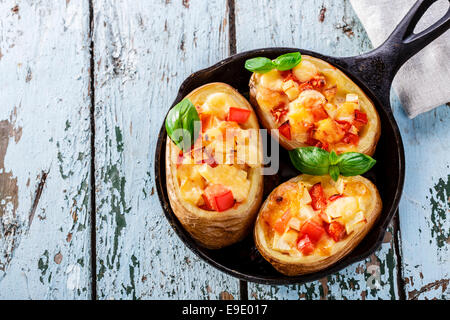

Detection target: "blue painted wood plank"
[393, 101, 450, 299]
[0, 0, 92, 299]
[93, 0, 240, 299]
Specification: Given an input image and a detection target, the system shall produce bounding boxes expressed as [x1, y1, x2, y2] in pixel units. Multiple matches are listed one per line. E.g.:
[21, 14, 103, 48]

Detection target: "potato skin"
[254, 175, 382, 276]
[249, 55, 381, 156]
[165, 82, 263, 249]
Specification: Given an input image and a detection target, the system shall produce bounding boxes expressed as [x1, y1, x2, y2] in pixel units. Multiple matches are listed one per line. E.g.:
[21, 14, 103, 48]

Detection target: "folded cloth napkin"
[350, 0, 450, 118]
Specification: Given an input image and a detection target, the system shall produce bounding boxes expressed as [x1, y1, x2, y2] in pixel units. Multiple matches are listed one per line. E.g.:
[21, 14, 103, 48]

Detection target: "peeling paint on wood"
[394, 103, 450, 300]
[93, 0, 239, 299]
[0, 0, 92, 299]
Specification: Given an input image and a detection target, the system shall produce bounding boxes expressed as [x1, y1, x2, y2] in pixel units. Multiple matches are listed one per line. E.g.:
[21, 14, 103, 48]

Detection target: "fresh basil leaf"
[329, 151, 339, 165]
[329, 165, 340, 181]
[289, 147, 330, 175]
[337, 152, 376, 176]
[165, 99, 200, 151]
[273, 52, 302, 71]
[245, 57, 275, 73]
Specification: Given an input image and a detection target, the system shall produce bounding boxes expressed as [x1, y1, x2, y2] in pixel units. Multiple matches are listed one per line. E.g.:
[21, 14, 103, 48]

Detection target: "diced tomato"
[215, 191, 235, 212]
[280, 70, 293, 79]
[300, 220, 325, 242]
[176, 150, 184, 167]
[305, 125, 322, 148]
[353, 120, 365, 131]
[278, 121, 291, 140]
[325, 221, 346, 242]
[305, 136, 318, 146]
[298, 82, 314, 93]
[315, 141, 329, 151]
[270, 103, 289, 123]
[309, 75, 326, 89]
[202, 184, 235, 212]
[311, 106, 329, 122]
[354, 110, 368, 124]
[200, 114, 213, 132]
[328, 194, 343, 202]
[227, 107, 251, 124]
[309, 183, 327, 211]
[297, 234, 314, 255]
[273, 210, 292, 234]
[342, 132, 359, 145]
[335, 120, 352, 132]
[353, 110, 368, 130]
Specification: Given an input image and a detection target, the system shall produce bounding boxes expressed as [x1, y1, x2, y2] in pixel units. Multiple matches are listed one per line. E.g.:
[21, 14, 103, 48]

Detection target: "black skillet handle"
[337, 0, 450, 110]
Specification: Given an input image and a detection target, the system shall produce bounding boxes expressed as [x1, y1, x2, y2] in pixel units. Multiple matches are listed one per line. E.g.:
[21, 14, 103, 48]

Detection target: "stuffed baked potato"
[166, 82, 263, 249]
[254, 174, 382, 276]
[249, 55, 381, 155]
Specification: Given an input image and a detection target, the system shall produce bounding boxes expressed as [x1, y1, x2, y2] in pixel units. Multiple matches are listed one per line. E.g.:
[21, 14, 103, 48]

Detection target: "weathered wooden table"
[0, 0, 448, 300]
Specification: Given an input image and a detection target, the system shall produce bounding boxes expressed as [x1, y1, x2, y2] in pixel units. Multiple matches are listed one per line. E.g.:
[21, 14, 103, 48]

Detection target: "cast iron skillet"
[155, 0, 450, 284]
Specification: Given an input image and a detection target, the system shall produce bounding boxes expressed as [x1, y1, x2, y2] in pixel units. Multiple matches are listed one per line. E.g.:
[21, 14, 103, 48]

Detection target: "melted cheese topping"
[261, 176, 371, 257]
[173, 92, 259, 210]
[253, 56, 370, 153]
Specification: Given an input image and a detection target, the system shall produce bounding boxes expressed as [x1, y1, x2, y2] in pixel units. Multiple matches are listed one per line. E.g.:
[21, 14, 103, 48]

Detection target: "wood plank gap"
[393, 211, 406, 300]
[88, 0, 97, 301]
[239, 280, 248, 300]
[227, 0, 236, 55]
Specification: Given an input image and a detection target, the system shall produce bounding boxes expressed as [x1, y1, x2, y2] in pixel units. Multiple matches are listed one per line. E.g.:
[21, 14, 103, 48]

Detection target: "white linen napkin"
[350, 0, 450, 118]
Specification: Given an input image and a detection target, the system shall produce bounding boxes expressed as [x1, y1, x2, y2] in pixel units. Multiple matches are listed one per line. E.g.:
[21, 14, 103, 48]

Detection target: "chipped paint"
[0, 109, 22, 274]
[408, 278, 449, 300]
[38, 250, 49, 284]
[66, 264, 81, 290]
[428, 175, 450, 249]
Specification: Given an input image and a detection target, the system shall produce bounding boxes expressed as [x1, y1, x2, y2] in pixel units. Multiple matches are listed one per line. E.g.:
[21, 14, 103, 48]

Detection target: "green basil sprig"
[289, 147, 376, 181]
[165, 99, 200, 152]
[244, 57, 274, 74]
[245, 52, 302, 73]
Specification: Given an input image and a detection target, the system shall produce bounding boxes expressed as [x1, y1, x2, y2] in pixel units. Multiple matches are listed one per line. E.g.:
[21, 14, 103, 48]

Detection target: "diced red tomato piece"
[311, 106, 329, 122]
[315, 141, 329, 151]
[353, 110, 368, 131]
[325, 221, 346, 242]
[309, 75, 326, 89]
[297, 234, 314, 255]
[353, 120, 365, 131]
[227, 107, 251, 124]
[328, 194, 343, 202]
[215, 191, 235, 212]
[278, 121, 291, 140]
[280, 70, 293, 79]
[202, 184, 235, 212]
[305, 136, 318, 146]
[200, 114, 213, 132]
[342, 132, 359, 145]
[298, 82, 314, 92]
[354, 110, 368, 124]
[273, 210, 292, 234]
[300, 220, 325, 243]
[309, 183, 327, 211]
[335, 120, 352, 132]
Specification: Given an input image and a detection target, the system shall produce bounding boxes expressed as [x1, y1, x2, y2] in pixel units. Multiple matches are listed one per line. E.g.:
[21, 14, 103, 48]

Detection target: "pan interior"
[155, 48, 403, 284]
